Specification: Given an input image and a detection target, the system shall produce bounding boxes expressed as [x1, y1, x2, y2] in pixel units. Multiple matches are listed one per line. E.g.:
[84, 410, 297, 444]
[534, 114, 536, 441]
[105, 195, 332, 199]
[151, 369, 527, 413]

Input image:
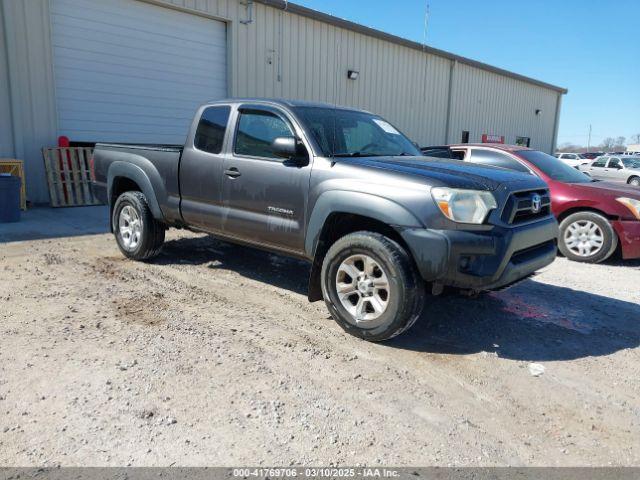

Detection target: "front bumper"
[400, 216, 559, 291]
[611, 220, 640, 259]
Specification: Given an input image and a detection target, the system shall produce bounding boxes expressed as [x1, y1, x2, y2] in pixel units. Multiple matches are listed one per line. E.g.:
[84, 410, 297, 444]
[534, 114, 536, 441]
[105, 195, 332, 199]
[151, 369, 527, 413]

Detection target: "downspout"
[444, 59, 456, 144]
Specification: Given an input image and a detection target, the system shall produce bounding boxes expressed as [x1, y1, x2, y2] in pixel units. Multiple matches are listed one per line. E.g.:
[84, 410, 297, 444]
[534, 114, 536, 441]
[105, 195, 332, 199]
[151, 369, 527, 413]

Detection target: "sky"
[295, 0, 640, 148]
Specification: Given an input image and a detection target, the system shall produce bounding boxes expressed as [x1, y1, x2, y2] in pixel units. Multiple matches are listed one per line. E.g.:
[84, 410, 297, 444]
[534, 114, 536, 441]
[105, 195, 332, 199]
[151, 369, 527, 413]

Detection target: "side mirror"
[272, 136, 298, 159]
[272, 136, 308, 165]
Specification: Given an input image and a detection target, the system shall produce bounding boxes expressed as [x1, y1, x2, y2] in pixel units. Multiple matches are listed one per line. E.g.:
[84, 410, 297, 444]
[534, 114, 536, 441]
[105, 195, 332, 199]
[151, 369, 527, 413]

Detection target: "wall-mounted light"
[535, 109, 542, 116]
[347, 70, 359, 80]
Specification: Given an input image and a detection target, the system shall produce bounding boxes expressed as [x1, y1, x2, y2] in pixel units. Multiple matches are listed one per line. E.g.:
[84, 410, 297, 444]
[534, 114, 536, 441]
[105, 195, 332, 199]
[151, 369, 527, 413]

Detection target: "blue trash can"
[0, 174, 21, 223]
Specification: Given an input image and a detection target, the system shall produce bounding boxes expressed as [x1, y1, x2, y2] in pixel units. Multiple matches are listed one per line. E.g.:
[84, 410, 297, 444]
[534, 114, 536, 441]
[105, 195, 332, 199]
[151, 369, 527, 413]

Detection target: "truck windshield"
[294, 107, 421, 158]
[518, 150, 593, 183]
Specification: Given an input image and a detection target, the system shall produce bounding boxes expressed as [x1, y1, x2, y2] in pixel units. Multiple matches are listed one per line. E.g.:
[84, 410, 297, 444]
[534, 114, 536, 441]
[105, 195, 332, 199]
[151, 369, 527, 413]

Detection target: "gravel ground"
[1, 229, 639, 466]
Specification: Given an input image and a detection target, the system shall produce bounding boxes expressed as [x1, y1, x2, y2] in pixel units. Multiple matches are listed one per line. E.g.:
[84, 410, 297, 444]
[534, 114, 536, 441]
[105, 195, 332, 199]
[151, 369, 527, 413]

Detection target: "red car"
[422, 144, 640, 263]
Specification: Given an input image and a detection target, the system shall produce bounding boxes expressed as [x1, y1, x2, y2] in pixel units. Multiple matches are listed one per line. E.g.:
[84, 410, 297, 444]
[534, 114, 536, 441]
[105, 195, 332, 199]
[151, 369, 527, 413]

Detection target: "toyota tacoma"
[91, 99, 558, 341]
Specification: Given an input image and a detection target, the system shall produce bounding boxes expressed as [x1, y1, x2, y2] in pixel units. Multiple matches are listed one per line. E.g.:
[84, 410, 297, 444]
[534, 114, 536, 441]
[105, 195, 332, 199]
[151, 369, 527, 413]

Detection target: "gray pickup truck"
[91, 98, 558, 341]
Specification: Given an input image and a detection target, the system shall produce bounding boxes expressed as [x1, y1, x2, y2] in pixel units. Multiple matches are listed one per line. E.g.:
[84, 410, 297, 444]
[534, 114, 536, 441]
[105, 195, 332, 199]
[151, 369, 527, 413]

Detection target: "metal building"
[0, 0, 567, 204]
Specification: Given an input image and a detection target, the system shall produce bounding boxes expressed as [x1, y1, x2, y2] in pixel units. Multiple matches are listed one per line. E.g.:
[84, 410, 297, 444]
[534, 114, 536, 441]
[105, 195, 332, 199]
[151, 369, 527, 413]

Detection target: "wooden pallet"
[42, 147, 102, 207]
[0, 159, 27, 210]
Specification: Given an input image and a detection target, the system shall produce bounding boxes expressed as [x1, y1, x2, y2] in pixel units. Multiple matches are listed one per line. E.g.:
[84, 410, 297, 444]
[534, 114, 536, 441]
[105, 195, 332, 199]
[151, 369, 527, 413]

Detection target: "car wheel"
[628, 176, 640, 187]
[113, 191, 165, 261]
[558, 212, 617, 264]
[321, 231, 425, 342]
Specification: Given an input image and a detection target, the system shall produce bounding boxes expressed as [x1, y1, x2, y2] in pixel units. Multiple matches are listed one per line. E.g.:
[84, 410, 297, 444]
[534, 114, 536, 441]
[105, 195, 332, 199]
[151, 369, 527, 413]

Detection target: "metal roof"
[256, 0, 568, 95]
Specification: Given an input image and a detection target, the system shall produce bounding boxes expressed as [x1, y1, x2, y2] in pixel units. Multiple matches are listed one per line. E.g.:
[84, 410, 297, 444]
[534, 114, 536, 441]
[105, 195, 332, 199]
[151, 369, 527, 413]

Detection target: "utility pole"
[587, 124, 592, 153]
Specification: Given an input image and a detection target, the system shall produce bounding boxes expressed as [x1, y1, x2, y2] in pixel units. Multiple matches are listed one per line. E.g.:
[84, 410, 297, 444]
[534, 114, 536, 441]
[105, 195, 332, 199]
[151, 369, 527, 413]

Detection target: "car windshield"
[294, 107, 421, 157]
[622, 157, 640, 168]
[517, 150, 593, 183]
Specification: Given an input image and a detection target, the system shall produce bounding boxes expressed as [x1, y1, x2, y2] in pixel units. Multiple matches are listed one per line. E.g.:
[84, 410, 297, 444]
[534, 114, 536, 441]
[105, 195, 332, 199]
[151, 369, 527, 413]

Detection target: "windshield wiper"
[332, 152, 365, 157]
[332, 152, 387, 158]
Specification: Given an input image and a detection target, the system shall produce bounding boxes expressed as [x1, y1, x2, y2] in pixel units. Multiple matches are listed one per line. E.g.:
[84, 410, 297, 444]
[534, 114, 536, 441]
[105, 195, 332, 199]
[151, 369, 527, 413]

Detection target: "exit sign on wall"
[482, 134, 505, 144]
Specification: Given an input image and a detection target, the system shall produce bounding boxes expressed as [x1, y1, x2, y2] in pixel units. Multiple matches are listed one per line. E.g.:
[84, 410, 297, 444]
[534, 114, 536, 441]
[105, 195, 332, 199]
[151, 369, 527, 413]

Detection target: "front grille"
[501, 189, 551, 225]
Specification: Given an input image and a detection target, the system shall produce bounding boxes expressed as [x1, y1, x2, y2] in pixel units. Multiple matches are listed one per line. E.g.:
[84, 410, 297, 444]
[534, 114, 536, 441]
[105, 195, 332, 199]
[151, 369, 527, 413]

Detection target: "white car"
[554, 152, 591, 168]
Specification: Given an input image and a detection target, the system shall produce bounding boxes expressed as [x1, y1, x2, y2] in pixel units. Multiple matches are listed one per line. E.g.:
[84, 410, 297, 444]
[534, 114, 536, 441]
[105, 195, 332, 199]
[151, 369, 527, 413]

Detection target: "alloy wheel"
[118, 205, 142, 251]
[335, 254, 390, 324]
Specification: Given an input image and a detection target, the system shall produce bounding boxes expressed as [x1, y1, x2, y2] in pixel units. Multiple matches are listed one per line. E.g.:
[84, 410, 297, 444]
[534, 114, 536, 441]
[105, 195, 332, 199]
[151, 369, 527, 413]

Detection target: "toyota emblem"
[531, 193, 542, 213]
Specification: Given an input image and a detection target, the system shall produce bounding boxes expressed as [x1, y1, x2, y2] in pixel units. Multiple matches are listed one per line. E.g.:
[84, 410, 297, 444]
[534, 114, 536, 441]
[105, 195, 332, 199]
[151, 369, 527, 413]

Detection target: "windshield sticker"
[373, 119, 400, 135]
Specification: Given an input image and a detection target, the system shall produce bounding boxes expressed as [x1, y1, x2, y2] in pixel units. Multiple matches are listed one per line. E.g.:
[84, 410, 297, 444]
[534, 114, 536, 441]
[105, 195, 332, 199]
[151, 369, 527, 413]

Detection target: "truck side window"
[194, 106, 231, 154]
[468, 149, 530, 173]
[592, 158, 607, 167]
[608, 158, 622, 169]
[235, 110, 293, 159]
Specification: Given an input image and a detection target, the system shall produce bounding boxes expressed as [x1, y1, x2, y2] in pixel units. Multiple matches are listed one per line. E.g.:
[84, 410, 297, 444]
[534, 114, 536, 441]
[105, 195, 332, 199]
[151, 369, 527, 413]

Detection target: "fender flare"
[304, 190, 423, 258]
[107, 161, 164, 221]
[305, 191, 423, 302]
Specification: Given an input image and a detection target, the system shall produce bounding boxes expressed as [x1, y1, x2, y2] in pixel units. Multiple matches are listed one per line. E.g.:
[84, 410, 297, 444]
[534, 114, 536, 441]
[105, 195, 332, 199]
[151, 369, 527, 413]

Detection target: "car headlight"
[616, 197, 640, 219]
[431, 187, 498, 224]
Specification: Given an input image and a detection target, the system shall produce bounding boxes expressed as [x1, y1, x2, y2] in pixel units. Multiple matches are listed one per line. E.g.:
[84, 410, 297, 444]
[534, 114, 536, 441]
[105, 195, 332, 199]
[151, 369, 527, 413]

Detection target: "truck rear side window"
[194, 106, 231, 154]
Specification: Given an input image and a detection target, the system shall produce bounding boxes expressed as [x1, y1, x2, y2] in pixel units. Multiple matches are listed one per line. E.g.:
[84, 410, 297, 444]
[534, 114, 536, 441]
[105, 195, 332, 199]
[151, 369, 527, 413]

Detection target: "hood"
[570, 180, 640, 199]
[337, 156, 543, 191]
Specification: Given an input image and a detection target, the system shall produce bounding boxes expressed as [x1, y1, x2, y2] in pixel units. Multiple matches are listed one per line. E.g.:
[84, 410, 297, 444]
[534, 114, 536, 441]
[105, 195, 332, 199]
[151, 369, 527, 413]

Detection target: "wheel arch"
[557, 206, 618, 224]
[305, 192, 422, 302]
[107, 162, 164, 229]
[627, 174, 640, 184]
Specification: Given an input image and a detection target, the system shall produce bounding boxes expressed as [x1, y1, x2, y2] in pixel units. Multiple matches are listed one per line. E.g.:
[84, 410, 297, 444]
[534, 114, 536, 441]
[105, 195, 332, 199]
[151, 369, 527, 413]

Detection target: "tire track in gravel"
[2, 231, 639, 466]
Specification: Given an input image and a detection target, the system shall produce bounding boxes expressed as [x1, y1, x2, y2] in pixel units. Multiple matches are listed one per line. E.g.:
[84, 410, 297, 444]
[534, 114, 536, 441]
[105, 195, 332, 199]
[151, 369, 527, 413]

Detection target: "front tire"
[321, 232, 425, 342]
[628, 176, 640, 187]
[113, 191, 165, 261]
[558, 212, 617, 263]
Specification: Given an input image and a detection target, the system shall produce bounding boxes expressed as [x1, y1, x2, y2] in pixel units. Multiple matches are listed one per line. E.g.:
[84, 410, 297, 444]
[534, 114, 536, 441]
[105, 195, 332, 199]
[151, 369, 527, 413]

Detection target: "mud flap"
[307, 258, 323, 302]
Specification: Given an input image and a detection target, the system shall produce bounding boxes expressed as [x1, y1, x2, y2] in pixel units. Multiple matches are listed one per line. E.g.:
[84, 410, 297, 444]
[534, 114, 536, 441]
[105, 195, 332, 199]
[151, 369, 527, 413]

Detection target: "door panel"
[222, 107, 311, 253]
[179, 106, 231, 231]
[606, 158, 625, 182]
[587, 159, 608, 180]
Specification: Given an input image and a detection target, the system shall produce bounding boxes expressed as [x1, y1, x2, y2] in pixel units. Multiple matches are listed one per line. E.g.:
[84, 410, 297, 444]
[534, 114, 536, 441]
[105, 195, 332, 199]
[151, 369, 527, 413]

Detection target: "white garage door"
[50, 0, 227, 144]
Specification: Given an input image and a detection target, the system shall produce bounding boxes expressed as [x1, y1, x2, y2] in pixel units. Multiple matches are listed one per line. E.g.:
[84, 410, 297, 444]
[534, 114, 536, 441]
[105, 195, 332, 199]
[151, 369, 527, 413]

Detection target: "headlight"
[616, 197, 640, 219]
[431, 187, 498, 224]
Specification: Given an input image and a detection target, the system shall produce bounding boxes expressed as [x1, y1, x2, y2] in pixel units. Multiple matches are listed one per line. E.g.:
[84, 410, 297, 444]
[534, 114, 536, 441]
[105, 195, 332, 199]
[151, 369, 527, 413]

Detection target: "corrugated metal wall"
[1, 0, 562, 204]
[448, 62, 561, 151]
[0, 3, 14, 158]
[1, 0, 58, 202]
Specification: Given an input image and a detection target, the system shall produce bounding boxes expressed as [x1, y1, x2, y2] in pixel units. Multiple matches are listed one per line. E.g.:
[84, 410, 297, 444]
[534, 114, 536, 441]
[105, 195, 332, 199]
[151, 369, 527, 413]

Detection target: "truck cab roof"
[204, 97, 372, 113]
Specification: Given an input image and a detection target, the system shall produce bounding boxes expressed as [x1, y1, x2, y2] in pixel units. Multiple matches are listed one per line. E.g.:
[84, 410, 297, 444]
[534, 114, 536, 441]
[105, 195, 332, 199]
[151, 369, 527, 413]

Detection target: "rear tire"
[113, 191, 165, 261]
[321, 231, 425, 342]
[558, 212, 617, 264]
[628, 176, 640, 187]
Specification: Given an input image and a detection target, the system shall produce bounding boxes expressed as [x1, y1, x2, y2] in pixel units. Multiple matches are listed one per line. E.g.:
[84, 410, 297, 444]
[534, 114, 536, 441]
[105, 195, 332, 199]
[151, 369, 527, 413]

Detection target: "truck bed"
[94, 143, 183, 153]
[92, 142, 184, 224]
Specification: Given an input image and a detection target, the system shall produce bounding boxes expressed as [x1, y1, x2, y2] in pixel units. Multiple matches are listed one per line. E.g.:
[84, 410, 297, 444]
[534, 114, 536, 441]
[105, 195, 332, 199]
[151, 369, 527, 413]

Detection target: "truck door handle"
[224, 167, 241, 178]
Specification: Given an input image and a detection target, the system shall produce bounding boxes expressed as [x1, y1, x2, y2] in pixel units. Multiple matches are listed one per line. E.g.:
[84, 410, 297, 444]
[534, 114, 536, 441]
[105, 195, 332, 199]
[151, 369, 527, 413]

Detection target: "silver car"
[579, 156, 640, 186]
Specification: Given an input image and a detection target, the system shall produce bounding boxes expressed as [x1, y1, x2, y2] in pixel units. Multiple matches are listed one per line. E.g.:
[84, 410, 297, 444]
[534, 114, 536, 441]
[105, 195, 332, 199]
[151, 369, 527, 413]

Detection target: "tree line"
[558, 133, 640, 153]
